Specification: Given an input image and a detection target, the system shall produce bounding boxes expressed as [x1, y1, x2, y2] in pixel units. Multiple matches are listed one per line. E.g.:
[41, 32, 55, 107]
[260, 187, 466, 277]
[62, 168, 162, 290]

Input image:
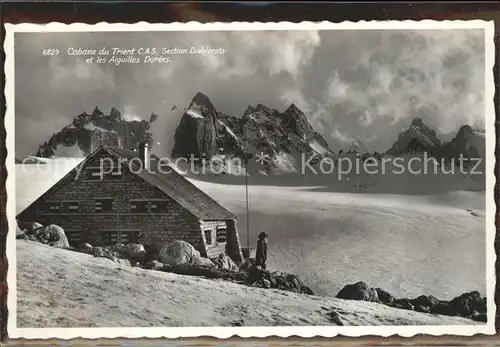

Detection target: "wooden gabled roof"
[17, 145, 237, 221]
[105, 146, 236, 220]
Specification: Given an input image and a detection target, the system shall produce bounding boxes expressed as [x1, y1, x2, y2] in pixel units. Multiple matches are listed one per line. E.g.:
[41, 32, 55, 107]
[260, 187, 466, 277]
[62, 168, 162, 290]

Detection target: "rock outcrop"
[171, 92, 219, 160]
[386, 118, 442, 156]
[76, 243, 131, 267]
[171, 92, 336, 174]
[17, 222, 69, 248]
[212, 253, 239, 272]
[159, 240, 214, 267]
[336, 281, 487, 322]
[385, 118, 485, 170]
[336, 281, 379, 303]
[35, 106, 157, 157]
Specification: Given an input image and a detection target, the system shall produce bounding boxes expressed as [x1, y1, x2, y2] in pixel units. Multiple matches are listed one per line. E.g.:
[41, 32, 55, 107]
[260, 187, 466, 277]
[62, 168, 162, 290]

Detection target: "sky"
[14, 29, 486, 157]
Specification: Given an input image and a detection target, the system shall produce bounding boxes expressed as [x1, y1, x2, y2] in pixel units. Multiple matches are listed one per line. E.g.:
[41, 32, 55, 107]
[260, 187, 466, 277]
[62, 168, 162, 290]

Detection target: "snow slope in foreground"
[16, 240, 479, 328]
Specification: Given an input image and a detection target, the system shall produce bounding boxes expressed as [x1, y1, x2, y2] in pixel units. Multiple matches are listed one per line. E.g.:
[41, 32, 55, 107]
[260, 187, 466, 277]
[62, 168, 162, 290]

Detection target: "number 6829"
[42, 49, 60, 56]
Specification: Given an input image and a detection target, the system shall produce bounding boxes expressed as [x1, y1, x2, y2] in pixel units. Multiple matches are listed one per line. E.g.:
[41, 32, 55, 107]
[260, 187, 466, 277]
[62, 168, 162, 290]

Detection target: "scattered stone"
[375, 288, 395, 304]
[245, 266, 314, 295]
[239, 258, 256, 273]
[263, 279, 271, 289]
[212, 253, 239, 272]
[326, 310, 344, 326]
[469, 311, 487, 323]
[143, 244, 161, 263]
[143, 260, 164, 270]
[92, 246, 130, 266]
[447, 291, 483, 317]
[17, 221, 43, 234]
[159, 240, 214, 267]
[336, 282, 379, 303]
[160, 263, 249, 282]
[34, 224, 70, 248]
[108, 243, 126, 254]
[410, 294, 439, 312]
[122, 243, 146, 262]
[80, 242, 94, 254]
[16, 225, 28, 240]
[93, 246, 121, 260]
[337, 281, 487, 322]
[391, 298, 414, 311]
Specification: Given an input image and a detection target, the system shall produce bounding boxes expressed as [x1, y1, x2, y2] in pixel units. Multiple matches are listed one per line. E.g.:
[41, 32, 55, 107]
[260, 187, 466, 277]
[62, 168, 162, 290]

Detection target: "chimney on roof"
[138, 142, 149, 171]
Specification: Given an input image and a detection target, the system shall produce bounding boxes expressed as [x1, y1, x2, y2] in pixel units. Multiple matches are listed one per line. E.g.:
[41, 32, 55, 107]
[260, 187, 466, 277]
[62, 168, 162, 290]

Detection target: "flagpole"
[245, 157, 250, 249]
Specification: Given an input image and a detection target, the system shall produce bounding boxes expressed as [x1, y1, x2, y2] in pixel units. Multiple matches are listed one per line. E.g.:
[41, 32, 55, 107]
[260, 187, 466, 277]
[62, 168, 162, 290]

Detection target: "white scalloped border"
[4, 20, 497, 340]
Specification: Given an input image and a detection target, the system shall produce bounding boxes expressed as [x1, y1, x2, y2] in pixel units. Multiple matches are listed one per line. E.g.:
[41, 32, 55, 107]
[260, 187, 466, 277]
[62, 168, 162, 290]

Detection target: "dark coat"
[256, 239, 267, 264]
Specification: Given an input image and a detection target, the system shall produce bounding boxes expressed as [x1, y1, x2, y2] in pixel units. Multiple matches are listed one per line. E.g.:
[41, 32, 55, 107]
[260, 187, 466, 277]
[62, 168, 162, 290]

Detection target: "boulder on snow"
[16, 225, 27, 239]
[447, 291, 484, 317]
[93, 246, 121, 260]
[336, 282, 379, 303]
[122, 243, 146, 261]
[246, 267, 314, 295]
[212, 253, 239, 271]
[159, 240, 214, 267]
[92, 246, 130, 266]
[144, 244, 161, 263]
[161, 263, 248, 281]
[108, 243, 126, 254]
[17, 221, 43, 234]
[143, 260, 164, 270]
[80, 242, 94, 254]
[338, 281, 487, 322]
[410, 294, 439, 312]
[391, 298, 415, 311]
[34, 224, 69, 248]
[469, 311, 487, 323]
[375, 288, 395, 304]
[239, 258, 256, 273]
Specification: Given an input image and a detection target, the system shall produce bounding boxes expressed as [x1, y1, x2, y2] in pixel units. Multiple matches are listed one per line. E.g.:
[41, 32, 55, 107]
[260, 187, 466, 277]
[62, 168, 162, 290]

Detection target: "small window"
[204, 229, 213, 245]
[65, 229, 82, 246]
[130, 200, 148, 213]
[46, 201, 61, 212]
[150, 200, 169, 213]
[95, 198, 113, 212]
[64, 201, 81, 212]
[83, 165, 122, 180]
[102, 230, 118, 245]
[128, 230, 142, 243]
[216, 227, 227, 243]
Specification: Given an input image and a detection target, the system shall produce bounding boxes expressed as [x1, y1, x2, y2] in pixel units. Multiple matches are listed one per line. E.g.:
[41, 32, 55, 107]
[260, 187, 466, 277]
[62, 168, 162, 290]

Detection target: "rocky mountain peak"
[171, 93, 335, 174]
[172, 92, 219, 160]
[188, 92, 217, 119]
[456, 125, 474, 139]
[410, 117, 424, 127]
[388, 118, 441, 156]
[91, 106, 104, 118]
[35, 107, 154, 158]
[110, 107, 122, 121]
[285, 103, 302, 114]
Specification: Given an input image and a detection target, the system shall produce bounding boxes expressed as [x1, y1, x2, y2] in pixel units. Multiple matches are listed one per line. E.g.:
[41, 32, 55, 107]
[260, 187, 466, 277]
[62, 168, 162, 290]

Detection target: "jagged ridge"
[171, 92, 335, 174]
[35, 107, 158, 157]
[385, 119, 485, 167]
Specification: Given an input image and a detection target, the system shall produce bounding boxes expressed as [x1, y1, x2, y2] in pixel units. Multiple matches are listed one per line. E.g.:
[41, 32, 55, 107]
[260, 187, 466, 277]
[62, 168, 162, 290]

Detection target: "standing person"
[255, 232, 268, 270]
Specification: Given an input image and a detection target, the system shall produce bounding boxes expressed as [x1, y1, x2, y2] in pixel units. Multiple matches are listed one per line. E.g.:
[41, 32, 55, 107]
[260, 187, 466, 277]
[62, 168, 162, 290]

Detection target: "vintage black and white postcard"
[4, 20, 496, 339]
